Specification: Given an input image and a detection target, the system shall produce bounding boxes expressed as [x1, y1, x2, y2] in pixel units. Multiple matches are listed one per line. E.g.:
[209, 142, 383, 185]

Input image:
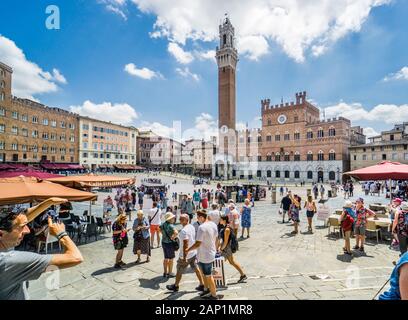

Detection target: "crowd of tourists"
[1, 175, 408, 301]
[110, 186, 252, 300]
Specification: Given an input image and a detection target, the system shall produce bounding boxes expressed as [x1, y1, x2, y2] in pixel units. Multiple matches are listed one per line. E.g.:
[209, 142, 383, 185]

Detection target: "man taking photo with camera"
[0, 197, 84, 300]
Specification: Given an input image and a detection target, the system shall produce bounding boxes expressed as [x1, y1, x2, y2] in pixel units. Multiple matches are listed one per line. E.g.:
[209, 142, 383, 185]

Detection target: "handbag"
[162, 224, 180, 251]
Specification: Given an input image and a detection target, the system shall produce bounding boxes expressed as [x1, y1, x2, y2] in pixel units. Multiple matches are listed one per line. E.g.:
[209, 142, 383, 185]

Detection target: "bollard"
[271, 188, 277, 204]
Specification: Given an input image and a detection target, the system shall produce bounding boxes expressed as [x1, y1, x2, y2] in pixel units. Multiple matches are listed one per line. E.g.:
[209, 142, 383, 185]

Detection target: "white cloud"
[324, 102, 408, 125]
[100, 0, 128, 20]
[106, 5, 127, 20]
[363, 127, 380, 138]
[0, 35, 67, 99]
[51, 69, 67, 84]
[139, 121, 176, 139]
[168, 42, 194, 64]
[69, 100, 138, 125]
[238, 36, 269, 61]
[130, 0, 390, 62]
[140, 113, 218, 142]
[383, 66, 408, 82]
[196, 49, 216, 62]
[175, 67, 200, 82]
[124, 63, 164, 80]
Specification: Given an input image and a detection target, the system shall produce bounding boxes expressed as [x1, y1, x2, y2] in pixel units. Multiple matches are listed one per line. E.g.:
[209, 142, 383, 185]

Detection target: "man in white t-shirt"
[187, 210, 223, 300]
[208, 203, 221, 227]
[148, 202, 162, 248]
[166, 214, 204, 292]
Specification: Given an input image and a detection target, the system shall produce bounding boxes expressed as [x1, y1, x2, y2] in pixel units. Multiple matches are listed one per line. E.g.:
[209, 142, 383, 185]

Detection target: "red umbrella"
[344, 161, 408, 180]
[0, 169, 62, 179]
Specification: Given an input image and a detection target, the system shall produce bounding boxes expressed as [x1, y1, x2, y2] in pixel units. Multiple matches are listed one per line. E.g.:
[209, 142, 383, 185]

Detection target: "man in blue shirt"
[379, 252, 408, 300]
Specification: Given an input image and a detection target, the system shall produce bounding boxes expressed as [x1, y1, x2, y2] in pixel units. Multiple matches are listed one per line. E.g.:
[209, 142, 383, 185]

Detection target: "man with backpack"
[280, 192, 292, 223]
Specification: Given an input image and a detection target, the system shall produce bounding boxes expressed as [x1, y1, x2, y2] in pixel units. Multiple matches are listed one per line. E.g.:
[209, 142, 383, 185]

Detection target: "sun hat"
[343, 200, 353, 208]
[164, 212, 176, 221]
[136, 210, 144, 216]
[400, 202, 408, 212]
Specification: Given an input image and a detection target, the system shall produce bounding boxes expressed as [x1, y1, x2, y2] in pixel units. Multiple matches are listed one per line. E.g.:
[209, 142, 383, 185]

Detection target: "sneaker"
[238, 274, 248, 283]
[345, 251, 353, 256]
[359, 246, 365, 252]
[195, 285, 205, 292]
[167, 273, 176, 278]
[119, 261, 127, 266]
[166, 284, 179, 292]
[199, 289, 211, 297]
[353, 245, 360, 250]
[136, 258, 141, 264]
[114, 263, 123, 269]
[163, 273, 167, 278]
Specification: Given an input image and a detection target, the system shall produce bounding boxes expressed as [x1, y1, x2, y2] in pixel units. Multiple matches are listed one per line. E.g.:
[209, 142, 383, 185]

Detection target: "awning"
[114, 164, 136, 170]
[47, 174, 135, 189]
[0, 169, 62, 179]
[41, 163, 83, 170]
[344, 161, 408, 181]
[0, 176, 97, 205]
[0, 164, 18, 170]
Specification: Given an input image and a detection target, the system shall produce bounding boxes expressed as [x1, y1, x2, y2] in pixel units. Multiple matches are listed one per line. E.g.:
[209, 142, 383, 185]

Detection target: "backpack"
[228, 227, 239, 253]
[403, 212, 408, 231]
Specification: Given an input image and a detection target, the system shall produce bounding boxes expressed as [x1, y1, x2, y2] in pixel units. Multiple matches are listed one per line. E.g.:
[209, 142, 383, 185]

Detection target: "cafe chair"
[328, 217, 342, 238]
[366, 220, 381, 243]
[37, 229, 61, 254]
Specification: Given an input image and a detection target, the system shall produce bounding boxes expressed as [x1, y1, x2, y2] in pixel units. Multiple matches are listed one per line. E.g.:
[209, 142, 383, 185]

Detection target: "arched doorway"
[318, 170, 324, 183]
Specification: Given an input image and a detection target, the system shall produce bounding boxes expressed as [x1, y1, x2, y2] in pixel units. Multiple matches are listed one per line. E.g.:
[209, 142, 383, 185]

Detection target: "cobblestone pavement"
[28, 173, 399, 300]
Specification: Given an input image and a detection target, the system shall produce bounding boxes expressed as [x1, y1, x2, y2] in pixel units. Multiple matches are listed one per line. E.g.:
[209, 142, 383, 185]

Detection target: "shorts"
[198, 262, 213, 276]
[354, 225, 366, 236]
[176, 256, 198, 273]
[306, 210, 315, 218]
[150, 224, 160, 233]
[221, 245, 233, 259]
[162, 242, 176, 259]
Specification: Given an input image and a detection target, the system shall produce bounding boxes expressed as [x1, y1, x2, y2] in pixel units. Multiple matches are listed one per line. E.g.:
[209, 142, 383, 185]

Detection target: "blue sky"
[0, 0, 407, 139]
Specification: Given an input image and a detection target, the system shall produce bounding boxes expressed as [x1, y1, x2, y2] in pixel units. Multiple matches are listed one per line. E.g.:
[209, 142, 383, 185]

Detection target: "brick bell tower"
[217, 16, 238, 132]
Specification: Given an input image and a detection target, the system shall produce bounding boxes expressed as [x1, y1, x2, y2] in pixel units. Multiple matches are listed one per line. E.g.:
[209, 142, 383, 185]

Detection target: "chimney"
[295, 93, 300, 104]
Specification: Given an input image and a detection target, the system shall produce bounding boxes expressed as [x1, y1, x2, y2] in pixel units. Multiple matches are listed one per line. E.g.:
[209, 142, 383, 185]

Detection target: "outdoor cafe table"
[328, 214, 391, 228]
